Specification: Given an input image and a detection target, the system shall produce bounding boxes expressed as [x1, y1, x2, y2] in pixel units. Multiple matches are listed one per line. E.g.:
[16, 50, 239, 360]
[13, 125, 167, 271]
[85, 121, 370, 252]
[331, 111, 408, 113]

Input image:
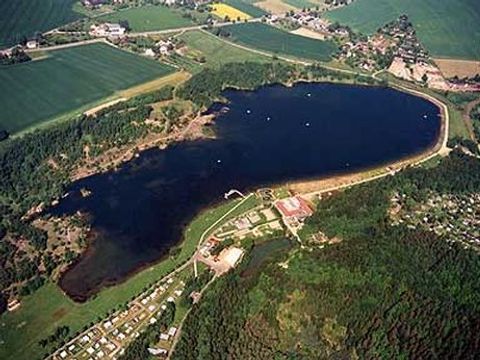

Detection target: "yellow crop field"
[211, 3, 251, 21]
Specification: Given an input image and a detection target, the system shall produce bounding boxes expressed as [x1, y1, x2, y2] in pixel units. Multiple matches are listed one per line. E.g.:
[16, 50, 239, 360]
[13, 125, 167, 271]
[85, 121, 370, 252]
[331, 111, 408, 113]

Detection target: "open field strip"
[434, 59, 480, 79]
[0, 195, 261, 360]
[96, 5, 195, 32]
[254, 0, 296, 14]
[326, 0, 480, 60]
[211, 3, 252, 21]
[0, 43, 174, 135]
[290, 27, 326, 40]
[0, 0, 81, 48]
[119, 71, 191, 98]
[224, 0, 268, 17]
[282, 0, 318, 10]
[82, 71, 190, 117]
[222, 22, 337, 61]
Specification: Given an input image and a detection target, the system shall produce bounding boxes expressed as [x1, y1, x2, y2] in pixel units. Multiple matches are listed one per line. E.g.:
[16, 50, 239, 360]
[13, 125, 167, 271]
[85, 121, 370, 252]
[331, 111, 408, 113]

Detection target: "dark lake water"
[52, 82, 441, 301]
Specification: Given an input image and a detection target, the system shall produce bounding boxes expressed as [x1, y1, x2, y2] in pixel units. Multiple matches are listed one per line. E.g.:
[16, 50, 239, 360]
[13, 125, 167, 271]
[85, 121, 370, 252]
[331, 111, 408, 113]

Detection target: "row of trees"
[177, 61, 383, 108]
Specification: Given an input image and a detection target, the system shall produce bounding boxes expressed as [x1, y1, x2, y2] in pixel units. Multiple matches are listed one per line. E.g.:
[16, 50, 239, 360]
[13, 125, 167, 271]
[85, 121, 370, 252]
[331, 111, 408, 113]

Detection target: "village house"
[82, 0, 106, 8]
[156, 39, 174, 55]
[89, 23, 126, 37]
[144, 48, 156, 57]
[26, 40, 38, 49]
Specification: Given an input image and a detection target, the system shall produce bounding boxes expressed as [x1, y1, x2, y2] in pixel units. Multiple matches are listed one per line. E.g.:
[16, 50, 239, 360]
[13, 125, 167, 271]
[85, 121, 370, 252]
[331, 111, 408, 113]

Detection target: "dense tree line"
[177, 62, 383, 108]
[38, 325, 70, 349]
[470, 102, 480, 141]
[172, 151, 480, 359]
[0, 47, 31, 66]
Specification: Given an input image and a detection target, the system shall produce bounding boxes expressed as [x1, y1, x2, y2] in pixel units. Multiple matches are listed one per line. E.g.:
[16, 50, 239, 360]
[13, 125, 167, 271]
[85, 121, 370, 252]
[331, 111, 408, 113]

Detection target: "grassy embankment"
[326, 0, 480, 60]
[0, 0, 81, 48]
[0, 195, 259, 360]
[0, 43, 174, 135]
[95, 5, 196, 32]
[222, 22, 337, 62]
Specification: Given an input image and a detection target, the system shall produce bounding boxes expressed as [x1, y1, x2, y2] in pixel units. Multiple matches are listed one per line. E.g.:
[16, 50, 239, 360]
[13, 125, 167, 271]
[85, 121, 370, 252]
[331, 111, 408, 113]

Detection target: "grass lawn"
[96, 5, 194, 32]
[282, 0, 317, 10]
[0, 195, 259, 360]
[224, 0, 268, 17]
[0, 43, 174, 135]
[223, 22, 337, 62]
[325, 0, 480, 60]
[0, 0, 82, 48]
[177, 30, 270, 71]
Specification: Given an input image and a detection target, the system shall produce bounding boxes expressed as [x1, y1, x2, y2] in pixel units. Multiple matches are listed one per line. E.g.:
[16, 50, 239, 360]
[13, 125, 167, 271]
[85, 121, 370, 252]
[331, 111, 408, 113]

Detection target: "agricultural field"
[326, 0, 480, 60]
[96, 5, 195, 32]
[176, 30, 270, 71]
[211, 3, 252, 21]
[223, 22, 337, 62]
[434, 59, 480, 79]
[282, 0, 317, 10]
[254, 0, 296, 14]
[223, 0, 268, 17]
[0, 0, 81, 48]
[0, 43, 174, 134]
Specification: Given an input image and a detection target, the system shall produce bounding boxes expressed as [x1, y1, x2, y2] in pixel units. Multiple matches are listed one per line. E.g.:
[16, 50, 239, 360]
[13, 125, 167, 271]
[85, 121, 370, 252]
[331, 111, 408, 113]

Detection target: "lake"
[51, 82, 441, 301]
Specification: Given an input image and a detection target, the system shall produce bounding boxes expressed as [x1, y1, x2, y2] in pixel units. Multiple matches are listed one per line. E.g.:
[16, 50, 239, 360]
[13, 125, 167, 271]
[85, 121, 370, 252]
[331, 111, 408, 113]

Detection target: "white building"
[90, 23, 126, 37]
[26, 40, 38, 49]
[144, 48, 156, 57]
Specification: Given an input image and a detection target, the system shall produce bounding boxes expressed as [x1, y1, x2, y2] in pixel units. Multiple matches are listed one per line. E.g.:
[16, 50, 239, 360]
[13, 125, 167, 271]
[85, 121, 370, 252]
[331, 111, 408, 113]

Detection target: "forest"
[172, 151, 480, 359]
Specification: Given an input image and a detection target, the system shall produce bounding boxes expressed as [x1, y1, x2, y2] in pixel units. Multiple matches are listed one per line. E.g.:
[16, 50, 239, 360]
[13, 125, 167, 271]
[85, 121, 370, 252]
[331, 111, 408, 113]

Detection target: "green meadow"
[176, 30, 270, 71]
[96, 5, 194, 32]
[0, 0, 82, 48]
[0, 43, 174, 134]
[223, 22, 337, 62]
[326, 0, 480, 60]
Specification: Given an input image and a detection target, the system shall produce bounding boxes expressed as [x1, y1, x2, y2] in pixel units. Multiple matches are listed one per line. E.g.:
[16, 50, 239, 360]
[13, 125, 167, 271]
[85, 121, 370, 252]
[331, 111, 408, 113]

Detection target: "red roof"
[274, 196, 313, 219]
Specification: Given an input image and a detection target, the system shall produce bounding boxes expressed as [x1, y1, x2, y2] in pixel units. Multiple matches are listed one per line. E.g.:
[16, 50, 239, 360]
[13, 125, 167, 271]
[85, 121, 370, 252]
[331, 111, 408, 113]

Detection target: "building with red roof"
[274, 196, 313, 221]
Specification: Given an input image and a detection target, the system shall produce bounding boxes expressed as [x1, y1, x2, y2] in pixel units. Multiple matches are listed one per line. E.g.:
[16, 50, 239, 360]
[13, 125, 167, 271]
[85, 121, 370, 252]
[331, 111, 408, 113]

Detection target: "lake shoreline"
[54, 79, 447, 302]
